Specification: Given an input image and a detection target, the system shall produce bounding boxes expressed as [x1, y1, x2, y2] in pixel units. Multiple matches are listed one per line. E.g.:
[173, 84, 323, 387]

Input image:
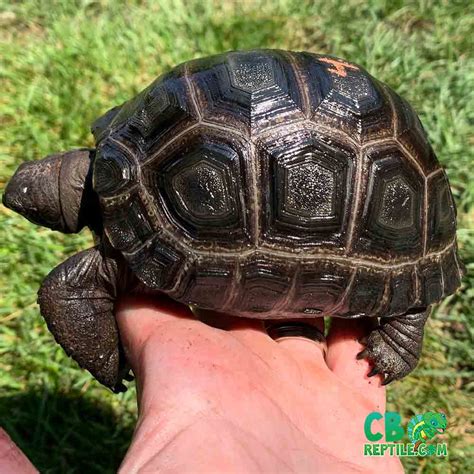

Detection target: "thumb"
[326, 318, 386, 410]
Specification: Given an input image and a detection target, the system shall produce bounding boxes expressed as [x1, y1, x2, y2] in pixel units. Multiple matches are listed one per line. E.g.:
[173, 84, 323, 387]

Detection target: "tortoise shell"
[91, 49, 462, 319]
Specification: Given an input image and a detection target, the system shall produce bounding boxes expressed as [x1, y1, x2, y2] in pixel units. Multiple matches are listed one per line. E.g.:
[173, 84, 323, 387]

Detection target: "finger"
[326, 318, 385, 409]
[192, 307, 265, 332]
[0, 428, 37, 474]
[190, 309, 279, 368]
[267, 318, 328, 369]
[116, 295, 196, 373]
[117, 293, 195, 337]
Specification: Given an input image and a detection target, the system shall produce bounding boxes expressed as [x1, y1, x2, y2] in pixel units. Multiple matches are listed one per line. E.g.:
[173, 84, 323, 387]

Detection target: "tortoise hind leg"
[38, 246, 129, 392]
[357, 308, 430, 384]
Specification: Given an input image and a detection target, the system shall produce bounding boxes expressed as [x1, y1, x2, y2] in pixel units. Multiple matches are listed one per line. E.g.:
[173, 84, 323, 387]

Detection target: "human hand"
[0, 428, 37, 474]
[117, 296, 403, 473]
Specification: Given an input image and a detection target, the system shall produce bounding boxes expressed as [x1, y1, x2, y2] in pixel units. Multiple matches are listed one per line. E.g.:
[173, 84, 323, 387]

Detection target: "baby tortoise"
[3, 50, 463, 392]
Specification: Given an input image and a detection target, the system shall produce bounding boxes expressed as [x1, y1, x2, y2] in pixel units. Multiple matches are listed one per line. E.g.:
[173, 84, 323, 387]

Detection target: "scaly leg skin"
[38, 245, 130, 392]
[357, 308, 430, 385]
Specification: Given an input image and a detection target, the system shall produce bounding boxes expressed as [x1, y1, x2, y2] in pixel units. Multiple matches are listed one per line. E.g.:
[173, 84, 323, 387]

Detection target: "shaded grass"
[1, 1, 473, 472]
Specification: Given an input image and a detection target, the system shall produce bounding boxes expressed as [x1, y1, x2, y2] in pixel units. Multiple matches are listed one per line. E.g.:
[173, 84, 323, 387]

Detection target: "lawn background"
[1, 0, 472, 472]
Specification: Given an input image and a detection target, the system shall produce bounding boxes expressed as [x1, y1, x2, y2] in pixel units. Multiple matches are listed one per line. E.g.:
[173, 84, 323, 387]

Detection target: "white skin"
[1, 296, 403, 473]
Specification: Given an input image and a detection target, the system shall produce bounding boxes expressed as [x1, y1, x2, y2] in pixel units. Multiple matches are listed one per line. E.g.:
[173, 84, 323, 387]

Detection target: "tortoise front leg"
[357, 308, 430, 385]
[38, 245, 130, 392]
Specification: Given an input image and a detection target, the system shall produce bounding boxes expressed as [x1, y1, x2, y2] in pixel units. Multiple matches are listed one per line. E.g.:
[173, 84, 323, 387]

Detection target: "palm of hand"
[118, 297, 403, 473]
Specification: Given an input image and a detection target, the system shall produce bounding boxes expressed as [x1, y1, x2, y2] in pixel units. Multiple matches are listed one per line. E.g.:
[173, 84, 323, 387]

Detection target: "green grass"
[1, 0, 472, 472]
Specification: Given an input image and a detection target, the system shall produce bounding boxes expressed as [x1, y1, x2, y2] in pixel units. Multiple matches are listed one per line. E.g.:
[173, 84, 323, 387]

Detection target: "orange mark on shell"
[319, 57, 359, 77]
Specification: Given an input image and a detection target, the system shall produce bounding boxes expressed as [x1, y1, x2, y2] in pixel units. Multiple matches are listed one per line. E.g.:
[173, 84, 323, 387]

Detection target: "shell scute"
[339, 267, 387, 316]
[181, 259, 234, 309]
[188, 50, 305, 134]
[125, 236, 184, 291]
[93, 139, 138, 197]
[150, 131, 251, 244]
[237, 257, 292, 313]
[354, 143, 424, 260]
[386, 268, 418, 316]
[427, 171, 457, 252]
[102, 191, 154, 252]
[93, 72, 198, 159]
[292, 261, 352, 315]
[440, 248, 462, 296]
[297, 53, 393, 141]
[390, 91, 439, 174]
[259, 128, 355, 249]
[418, 258, 444, 305]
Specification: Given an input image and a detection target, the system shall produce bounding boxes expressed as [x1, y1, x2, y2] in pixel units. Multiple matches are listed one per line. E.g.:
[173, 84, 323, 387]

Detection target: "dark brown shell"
[91, 49, 463, 319]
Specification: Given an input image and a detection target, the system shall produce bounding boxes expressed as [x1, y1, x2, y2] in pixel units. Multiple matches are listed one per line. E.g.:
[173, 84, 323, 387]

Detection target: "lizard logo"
[407, 412, 447, 451]
[363, 411, 449, 457]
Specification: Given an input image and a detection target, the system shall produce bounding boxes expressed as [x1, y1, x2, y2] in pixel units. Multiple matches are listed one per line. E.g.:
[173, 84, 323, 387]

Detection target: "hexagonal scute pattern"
[155, 139, 249, 242]
[228, 54, 276, 92]
[292, 261, 353, 315]
[354, 146, 424, 259]
[260, 130, 354, 247]
[180, 261, 234, 309]
[92, 70, 198, 157]
[87, 50, 464, 318]
[187, 50, 305, 134]
[93, 139, 138, 197]
[172, 160, 233, 219]
[284, 159, 336, 219]
[236, 257, 292, 313]
[427, 171, 457, 252]
[103, 190, 155, 253]
[378, 175, 415, 230]
[389, 90, 439, 174]
[296, 53, 393, 142]
[125, 236, 184, 291]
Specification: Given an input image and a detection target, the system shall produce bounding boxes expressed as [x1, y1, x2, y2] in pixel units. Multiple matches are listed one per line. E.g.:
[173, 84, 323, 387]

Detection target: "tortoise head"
[3, 149, 101, 234]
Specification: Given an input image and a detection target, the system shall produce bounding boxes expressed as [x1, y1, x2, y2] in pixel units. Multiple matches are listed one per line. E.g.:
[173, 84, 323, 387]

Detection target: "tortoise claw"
[367, 367, 379, 377]
[112, 382, 127, 393]
[382, 375, 396, 385]
[358, 336, 368, 345]
[124, 371, 135, 382]
[356, 349, 369, 360]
